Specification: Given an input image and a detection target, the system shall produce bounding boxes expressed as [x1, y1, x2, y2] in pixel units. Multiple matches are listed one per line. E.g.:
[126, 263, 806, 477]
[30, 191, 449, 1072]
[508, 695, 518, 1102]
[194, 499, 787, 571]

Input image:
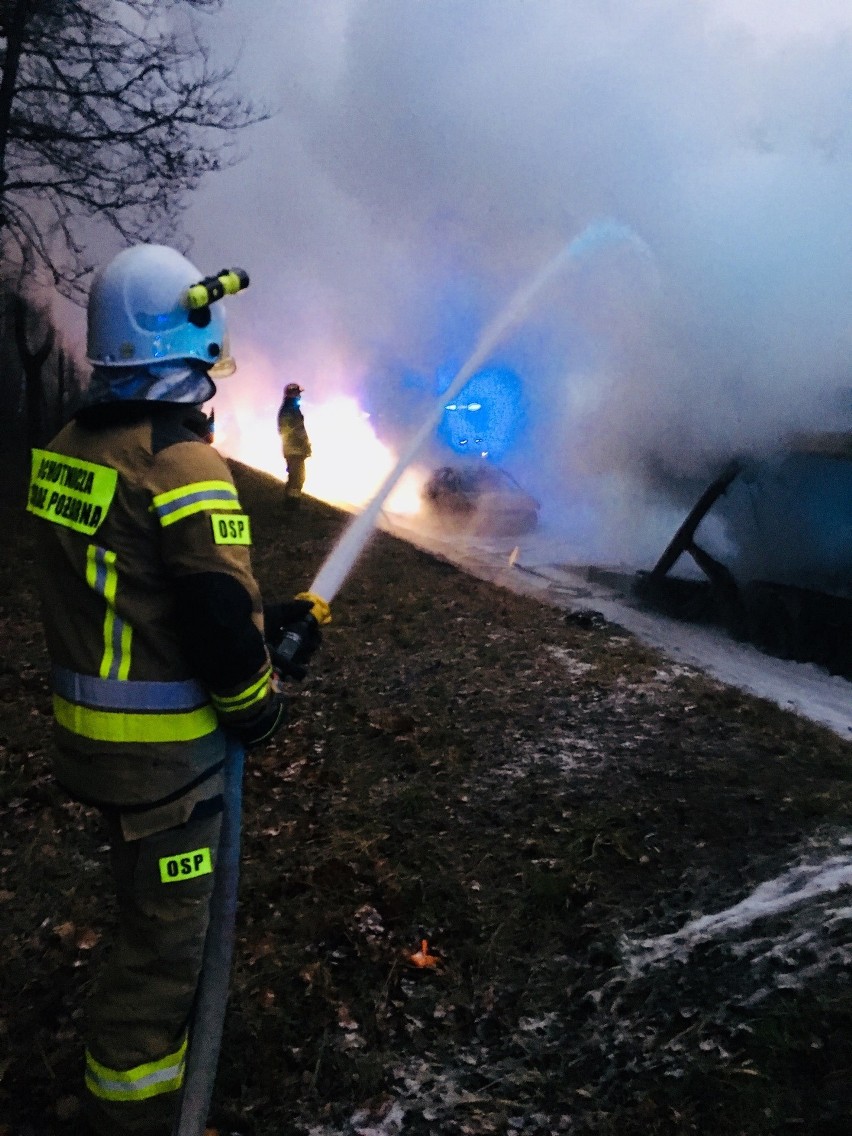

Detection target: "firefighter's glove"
[235, 692, 288, 750]
[264, 599, 323, 682]
[263, 599, 313, 642]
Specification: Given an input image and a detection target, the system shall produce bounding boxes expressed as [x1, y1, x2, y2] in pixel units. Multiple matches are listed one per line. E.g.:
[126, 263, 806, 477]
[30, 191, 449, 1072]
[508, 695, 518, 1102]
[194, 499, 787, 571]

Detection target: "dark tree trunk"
[53, 346, 67, 434]
[13, 293, 54, 446]
[0, 0, 31, 228]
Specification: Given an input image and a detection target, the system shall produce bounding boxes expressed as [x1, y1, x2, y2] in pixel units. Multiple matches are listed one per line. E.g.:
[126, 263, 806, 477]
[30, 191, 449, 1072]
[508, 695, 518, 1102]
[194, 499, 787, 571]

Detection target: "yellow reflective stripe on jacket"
[152, 480, 240, 527]
[54, 695, 218, 743]
[51, 668, 218, 743]
[85, 1036, 187, 1102]
[85, 545, 133, 680]
[210, 667, 272, 715]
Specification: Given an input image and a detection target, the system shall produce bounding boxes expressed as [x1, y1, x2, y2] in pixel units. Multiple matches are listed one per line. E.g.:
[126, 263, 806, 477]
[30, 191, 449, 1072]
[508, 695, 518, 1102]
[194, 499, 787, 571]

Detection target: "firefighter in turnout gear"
[27, 244, 321, 1136]
[277, 381, 312, 503]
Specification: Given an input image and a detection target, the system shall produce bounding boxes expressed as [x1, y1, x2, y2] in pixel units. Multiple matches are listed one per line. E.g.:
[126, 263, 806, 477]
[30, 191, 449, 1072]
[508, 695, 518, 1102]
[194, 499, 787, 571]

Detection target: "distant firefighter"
[277, 382, 312, 503]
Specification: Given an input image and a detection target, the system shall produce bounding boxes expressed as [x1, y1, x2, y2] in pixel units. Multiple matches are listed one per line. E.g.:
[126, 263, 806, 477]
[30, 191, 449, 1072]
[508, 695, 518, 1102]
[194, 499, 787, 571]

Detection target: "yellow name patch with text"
[159, 847, 213, 884]
[28, 449, 117, 536]
[211, 512, 251, 545]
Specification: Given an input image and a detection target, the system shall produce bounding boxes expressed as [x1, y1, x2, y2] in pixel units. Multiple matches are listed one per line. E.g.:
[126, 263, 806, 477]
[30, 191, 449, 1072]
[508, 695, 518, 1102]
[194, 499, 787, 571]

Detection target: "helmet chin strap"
[86, 362, 215, 406]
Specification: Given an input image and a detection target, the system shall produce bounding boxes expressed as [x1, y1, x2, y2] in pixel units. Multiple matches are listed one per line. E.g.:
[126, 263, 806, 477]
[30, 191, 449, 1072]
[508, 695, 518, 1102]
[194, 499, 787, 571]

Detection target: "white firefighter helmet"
[87, 244, 229, 369]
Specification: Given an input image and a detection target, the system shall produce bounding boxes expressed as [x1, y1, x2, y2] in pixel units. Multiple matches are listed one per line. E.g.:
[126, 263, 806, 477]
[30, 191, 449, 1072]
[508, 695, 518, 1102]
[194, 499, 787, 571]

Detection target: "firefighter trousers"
[82, 796, 223, 1136]
[284, 454, 307, 498]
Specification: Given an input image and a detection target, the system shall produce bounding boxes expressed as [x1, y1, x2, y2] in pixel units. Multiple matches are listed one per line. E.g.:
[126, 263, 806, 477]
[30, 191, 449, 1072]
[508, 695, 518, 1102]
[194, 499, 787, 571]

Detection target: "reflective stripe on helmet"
[85, 1036, 187, 1102]
[152, 479, 240, 527]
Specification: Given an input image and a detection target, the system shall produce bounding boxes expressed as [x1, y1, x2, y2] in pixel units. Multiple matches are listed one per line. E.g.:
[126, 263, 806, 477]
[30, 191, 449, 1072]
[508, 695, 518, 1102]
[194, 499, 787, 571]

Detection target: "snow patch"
[624, 847, 852, 976]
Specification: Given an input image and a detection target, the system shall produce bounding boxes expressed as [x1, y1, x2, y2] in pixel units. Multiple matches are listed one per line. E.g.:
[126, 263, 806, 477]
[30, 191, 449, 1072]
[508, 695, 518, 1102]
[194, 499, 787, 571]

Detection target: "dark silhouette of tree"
[53, 344, 83, 434]
[1, 281, 86, 478]
[12, 289, 53, 444]
[0, 0, 264, 294]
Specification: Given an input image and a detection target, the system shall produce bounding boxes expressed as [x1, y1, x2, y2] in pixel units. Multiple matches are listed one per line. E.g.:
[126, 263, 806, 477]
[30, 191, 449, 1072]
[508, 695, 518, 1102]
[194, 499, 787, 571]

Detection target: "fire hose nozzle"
[294, 591, 332, 626]
[270, 592, 331, 675]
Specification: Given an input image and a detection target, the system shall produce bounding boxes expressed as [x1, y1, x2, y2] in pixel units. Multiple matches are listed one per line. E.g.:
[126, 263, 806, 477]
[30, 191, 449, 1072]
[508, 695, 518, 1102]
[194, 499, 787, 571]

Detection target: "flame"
[304, 395, 423, 514]
[212, 346, 424, 514]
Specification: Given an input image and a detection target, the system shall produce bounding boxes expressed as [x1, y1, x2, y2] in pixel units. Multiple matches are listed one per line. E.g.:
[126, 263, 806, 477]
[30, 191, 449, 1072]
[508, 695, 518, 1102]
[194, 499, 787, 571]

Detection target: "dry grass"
[1, 462, 850, 1135]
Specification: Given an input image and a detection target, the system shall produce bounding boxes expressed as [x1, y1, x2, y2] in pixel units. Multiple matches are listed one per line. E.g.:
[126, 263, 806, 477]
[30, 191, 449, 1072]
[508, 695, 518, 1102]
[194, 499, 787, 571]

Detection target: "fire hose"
[173, 594, 330, 1134]
[172, 734, 244, 1136]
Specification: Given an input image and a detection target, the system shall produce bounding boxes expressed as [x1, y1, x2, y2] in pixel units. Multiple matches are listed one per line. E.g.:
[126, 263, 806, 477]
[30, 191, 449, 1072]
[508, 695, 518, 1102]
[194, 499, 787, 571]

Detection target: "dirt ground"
[0, 461, 850, 1136]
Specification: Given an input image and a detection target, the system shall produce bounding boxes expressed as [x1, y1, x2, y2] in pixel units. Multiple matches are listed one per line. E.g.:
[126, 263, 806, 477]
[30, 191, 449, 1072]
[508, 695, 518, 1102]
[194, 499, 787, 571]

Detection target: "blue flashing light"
[437, 366, 524, 460]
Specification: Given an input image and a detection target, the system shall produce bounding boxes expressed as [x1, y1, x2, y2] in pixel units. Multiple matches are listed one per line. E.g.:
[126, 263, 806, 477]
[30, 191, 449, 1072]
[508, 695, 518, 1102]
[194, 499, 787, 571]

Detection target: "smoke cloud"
[184, 0, 852, 564]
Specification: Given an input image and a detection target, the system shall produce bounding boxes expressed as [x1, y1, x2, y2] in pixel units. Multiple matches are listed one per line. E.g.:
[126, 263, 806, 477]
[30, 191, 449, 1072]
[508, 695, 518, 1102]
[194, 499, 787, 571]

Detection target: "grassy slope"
[0, 462, 850, 1135]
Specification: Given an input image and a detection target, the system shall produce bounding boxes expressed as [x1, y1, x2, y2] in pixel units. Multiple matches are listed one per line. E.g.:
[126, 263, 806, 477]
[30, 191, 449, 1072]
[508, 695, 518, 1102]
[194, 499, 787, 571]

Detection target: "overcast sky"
[177, 0, 852, 558]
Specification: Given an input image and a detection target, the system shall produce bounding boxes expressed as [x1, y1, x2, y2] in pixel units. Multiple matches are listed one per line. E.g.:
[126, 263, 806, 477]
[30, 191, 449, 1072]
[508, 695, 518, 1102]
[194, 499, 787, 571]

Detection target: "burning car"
[421, 463, 540, 537]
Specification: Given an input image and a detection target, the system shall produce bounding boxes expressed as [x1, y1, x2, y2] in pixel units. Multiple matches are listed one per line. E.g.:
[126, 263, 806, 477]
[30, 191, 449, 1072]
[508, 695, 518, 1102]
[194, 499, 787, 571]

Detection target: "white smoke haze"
[118, 1, 852, 563]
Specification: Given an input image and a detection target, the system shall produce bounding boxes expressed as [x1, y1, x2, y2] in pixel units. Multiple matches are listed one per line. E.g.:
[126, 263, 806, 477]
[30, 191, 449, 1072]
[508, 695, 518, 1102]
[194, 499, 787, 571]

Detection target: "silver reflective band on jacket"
[52, 666, 218, 743]
[151, 479, 240, 527]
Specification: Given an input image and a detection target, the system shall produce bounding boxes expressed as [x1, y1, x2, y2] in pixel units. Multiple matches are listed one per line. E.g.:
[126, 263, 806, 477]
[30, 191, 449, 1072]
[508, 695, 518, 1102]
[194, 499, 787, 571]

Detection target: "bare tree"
[0, 0, 265, 294]
[13, 289, 53, 443]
